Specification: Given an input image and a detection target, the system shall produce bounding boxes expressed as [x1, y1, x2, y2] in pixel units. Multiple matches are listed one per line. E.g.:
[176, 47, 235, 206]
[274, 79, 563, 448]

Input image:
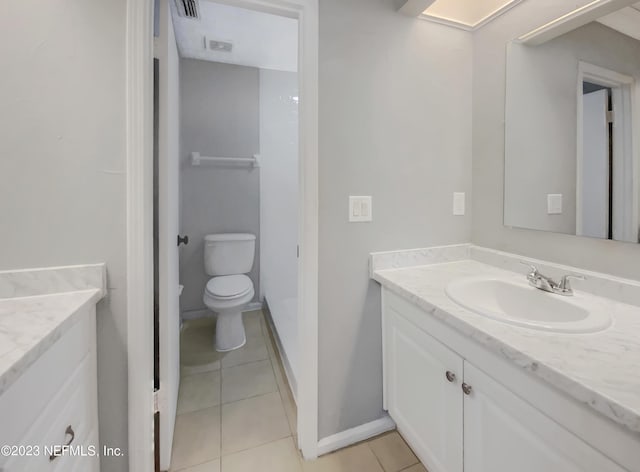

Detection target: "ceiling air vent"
[175, 0, 200, 19]
[209, 39, 233, 53]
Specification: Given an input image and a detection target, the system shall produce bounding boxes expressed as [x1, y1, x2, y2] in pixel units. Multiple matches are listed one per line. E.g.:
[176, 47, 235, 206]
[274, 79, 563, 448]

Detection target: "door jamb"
[126, 0, 319, 468]
[126, 0, 155, 471]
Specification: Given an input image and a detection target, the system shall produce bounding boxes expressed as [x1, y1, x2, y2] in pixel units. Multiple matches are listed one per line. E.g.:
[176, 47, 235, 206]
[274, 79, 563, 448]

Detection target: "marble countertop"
[373, 259, 640, 435]
[0, 264, 106, 396]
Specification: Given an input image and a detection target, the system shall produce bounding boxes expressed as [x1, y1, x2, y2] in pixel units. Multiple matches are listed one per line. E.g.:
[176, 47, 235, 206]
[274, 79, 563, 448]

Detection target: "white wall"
[179, 60, 261, 315]
[318, 0, 473, 439]
[0, 1, 128, 471]
[157, 0, 181, 469]
[504, 22, 640, 235]
[472, 0, 640, 280]
[259, 69, 299, 388]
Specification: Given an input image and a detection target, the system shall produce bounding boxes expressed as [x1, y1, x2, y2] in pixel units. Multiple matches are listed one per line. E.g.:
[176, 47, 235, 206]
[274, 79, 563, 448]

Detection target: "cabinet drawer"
[0, 309, 95, 446]
[0, 344, 98, 471]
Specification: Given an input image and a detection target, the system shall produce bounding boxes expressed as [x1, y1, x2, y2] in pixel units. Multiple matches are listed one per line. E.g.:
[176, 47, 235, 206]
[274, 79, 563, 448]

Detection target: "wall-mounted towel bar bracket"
[191, 152, 260, 168]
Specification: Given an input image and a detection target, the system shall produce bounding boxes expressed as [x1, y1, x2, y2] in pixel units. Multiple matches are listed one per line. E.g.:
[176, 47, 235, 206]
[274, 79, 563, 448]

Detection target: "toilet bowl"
[202, 233, 256, 352]
[203, 274, 255, 352]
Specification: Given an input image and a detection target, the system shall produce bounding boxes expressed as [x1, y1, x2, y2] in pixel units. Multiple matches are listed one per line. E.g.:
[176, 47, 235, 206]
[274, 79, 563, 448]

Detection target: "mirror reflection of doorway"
[577, 62, 637, 243]
[581, 82, 612, 240]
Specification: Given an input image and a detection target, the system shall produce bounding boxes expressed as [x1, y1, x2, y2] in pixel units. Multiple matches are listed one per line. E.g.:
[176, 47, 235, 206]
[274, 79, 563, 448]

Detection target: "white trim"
[129, 0, 319, 467]
[126, 0, 155, 471]
[518, 0, 638, 45]
[294, 0, 319, 460]
[419, 0, 524, 32]
[576, 62, 636, 240]
[243, 301, 264, 312]
[397, 0, 437, 17]
[181, 302, 264, 320]
[381, 289, 388, 411]
[181, 308, 210, 320]
[316, 415, 396, 457]
[263, 301, 298, 402]
[633, 79, 640, 243]
[418, 14, 474, 32]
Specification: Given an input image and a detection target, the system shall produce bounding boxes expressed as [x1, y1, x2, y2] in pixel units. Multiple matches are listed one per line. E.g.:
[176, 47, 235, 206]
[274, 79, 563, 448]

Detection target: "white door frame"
[125, 0, 319, 469]
[576, 61, 638, 240]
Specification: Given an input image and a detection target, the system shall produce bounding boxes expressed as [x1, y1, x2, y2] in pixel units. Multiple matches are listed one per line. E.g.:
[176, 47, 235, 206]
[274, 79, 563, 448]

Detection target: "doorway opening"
[151, 0, 318, 470]
[577, 62, 639, 242]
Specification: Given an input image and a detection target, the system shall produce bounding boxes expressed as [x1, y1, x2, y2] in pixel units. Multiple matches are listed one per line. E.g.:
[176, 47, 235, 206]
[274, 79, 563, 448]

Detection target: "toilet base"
[214, 310, 246, 352]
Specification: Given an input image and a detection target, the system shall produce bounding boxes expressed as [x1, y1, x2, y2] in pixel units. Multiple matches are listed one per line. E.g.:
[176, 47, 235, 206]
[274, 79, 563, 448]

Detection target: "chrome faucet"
[520, 263, 585, 296]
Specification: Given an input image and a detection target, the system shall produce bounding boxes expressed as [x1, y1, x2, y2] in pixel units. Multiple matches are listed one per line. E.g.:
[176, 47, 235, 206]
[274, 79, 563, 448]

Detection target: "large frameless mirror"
[504, 2, 640, 243]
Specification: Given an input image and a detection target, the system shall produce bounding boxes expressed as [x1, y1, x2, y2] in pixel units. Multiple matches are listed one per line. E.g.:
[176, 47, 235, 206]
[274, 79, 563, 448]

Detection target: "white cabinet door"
[386, 307, 463, 472]
[463, 362, 627, 472]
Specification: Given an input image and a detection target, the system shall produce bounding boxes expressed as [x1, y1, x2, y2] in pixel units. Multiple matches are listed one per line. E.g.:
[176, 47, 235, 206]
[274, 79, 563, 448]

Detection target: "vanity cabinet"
[0, 307, 100, 472]
[383, 290, 632, 472]
[386, 309, 463, 472]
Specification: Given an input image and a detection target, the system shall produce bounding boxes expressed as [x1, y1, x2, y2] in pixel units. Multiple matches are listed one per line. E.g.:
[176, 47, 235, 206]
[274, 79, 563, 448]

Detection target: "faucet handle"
[519, 261, 538, 275]
[558, 274, 585, 292]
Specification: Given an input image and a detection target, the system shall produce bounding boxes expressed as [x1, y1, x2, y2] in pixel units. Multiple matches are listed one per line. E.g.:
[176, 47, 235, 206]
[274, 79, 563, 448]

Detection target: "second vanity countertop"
[0, 264, 106, 396]
[373, 258, 640, 435]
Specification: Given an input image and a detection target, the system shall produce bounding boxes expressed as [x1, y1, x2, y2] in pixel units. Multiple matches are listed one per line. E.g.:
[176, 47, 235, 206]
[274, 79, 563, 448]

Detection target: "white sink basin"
[445, 277, 612, 333]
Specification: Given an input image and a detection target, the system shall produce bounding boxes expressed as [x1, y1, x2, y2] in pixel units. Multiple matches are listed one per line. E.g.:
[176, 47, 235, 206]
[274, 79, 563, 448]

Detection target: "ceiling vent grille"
[209, 39, 233, 53]
[175, 0, 200, 19]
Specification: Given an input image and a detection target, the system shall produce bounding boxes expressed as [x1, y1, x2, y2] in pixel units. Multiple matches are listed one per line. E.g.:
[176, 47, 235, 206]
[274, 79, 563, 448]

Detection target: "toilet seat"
[205, 274, 253, 299]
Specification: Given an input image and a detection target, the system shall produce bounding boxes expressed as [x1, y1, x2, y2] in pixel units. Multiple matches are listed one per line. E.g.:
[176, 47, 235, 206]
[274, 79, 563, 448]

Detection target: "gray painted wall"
[318, 0, 473, 438]
[472, 0, 640, 280]
[180, 60, 261, 314]
[504, 22, 640, 235]
[0, 1, 128, 471]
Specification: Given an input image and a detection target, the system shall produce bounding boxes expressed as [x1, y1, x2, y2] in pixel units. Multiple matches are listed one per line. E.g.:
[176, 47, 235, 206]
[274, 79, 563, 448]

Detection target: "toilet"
[203, 233, 256, 352]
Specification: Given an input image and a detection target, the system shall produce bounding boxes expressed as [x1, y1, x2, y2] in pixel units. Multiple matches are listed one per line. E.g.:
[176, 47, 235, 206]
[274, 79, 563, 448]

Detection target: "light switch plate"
[547, 194, 563, 214]
[453, 192, 465, 216]
[349, 196, 372, 222]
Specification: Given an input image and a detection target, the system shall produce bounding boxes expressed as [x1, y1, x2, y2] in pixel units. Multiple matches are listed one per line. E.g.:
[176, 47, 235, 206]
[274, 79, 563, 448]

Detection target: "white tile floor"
[171, 310, 427, 472]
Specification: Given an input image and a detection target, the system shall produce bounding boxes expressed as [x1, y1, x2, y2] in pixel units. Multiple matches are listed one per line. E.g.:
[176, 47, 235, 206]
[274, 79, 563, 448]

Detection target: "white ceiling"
[422, 0, 522, 30]
[170, 1, 298, 72]
[597, 2, 640, 42]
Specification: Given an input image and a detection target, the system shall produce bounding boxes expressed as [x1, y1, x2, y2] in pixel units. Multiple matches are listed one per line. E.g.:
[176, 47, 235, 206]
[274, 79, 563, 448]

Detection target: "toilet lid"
[206, 275, 253, 298]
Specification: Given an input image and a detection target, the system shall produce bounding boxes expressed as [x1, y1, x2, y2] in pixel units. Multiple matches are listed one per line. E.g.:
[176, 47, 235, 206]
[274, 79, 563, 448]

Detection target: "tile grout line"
[220, 357, 273, 372]
[174, 311, 298, 471]
[220, 311, 290, 461]
[220, 433, 295, 461]
[173, 456, 220, 472]
[366, 440, 389, 472]
[221, 388, 280, 407]
[216, 317, 294, 463]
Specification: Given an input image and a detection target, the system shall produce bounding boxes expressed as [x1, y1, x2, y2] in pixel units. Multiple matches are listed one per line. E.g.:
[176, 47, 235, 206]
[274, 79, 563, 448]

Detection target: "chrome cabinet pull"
[462, 383, 472, 395]
[49, 425, 75, 461]
[445, 371, 456, 383]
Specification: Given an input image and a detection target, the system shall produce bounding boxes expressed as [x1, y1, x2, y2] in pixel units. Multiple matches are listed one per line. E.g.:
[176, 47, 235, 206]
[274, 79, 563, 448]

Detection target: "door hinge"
[154, 389, 159, 413]
[297, 245, 300, 258]
[153, 37, 160, 59]
[607, 110, 614, 124]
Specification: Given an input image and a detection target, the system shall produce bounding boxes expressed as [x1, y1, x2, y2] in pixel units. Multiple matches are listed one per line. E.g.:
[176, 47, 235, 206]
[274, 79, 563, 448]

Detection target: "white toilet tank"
[204, 233, 256, 276]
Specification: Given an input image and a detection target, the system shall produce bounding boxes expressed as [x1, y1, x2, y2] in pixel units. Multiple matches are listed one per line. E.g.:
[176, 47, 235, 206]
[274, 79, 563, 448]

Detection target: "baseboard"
[262, 299, 298, 402]
[181, 301, 264, 321]
[181, 308, 210, 320]
[316, 415, 396, 456]
[244, 301, 264, 312]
